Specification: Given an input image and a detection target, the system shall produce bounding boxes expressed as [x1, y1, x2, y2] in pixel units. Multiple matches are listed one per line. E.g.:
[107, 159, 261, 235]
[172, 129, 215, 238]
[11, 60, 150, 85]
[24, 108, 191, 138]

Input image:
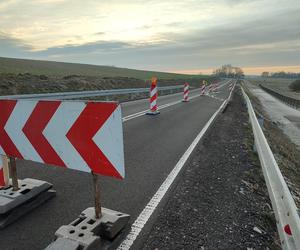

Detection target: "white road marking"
[122, 93, 201, 122]
[122, 80, 230, 123]
[117, 98, 228, 250]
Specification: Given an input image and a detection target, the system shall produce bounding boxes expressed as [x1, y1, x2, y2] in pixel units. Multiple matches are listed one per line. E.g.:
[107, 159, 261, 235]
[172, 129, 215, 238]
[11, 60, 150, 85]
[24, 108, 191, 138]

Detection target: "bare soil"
[0, 73, 207, 97]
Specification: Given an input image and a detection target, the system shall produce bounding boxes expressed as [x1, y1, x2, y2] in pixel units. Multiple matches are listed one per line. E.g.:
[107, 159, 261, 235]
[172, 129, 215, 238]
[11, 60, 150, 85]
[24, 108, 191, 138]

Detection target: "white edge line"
[117, 98, 227, 250]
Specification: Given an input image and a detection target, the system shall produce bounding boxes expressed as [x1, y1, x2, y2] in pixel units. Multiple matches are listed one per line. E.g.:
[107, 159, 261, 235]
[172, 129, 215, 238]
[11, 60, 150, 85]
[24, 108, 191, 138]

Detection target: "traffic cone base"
[146, 110, 160, 115]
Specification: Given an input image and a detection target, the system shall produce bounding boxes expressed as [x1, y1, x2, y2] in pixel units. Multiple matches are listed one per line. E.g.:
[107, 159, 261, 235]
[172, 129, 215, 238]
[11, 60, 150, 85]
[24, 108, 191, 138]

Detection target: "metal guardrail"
[0, 85, 184, 100]
[259, 84, 300, 109]
[242, 87, 300, 250]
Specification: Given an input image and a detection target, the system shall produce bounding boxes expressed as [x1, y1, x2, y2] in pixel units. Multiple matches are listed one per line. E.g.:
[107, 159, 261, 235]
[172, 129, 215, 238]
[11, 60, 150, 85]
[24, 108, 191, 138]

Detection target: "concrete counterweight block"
[46, 207, 130, 250]
[146, 110, 160, 115]
[0, 178, 55, 228]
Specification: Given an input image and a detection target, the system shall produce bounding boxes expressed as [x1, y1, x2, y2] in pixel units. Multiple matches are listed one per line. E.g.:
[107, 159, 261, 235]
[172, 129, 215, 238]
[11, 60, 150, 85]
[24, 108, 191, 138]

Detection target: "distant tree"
[213, 65, 244, 78]
[269, 71, 300, 79]
[289, 79, 300, 91]
[261, 72, 269, 78]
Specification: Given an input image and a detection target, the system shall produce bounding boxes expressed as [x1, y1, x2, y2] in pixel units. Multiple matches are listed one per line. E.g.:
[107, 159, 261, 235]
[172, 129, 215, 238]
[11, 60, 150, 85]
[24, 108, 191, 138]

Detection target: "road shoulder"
[141, 87, 279, 249]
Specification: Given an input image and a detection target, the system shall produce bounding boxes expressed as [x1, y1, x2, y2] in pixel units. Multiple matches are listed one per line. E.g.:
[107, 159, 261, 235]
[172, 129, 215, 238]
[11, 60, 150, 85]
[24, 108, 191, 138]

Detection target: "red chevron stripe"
[22, 101, 66, 167]
[150, 94, 157, 102]
[0, 100, 22, 158]
[66, 102, 122, 178]
[0, 168, 5, 186]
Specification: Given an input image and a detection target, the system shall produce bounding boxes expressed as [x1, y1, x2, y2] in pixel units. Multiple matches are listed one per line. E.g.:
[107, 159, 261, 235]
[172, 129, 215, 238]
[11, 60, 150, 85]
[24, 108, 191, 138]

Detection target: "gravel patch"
[142, 86, 279, 250]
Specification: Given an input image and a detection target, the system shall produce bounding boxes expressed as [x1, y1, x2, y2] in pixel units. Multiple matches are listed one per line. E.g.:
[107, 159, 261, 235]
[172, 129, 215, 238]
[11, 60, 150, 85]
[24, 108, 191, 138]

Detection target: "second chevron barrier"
[0, 155, 9, 187]
[182, 82, 189, 102]
[146, 76, 160, 115]
[201, 80, 206, 95]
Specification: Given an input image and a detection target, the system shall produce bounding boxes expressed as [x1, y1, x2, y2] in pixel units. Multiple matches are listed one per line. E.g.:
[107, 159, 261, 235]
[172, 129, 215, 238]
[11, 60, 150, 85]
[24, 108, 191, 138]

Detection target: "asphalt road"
[0, 80, 231, 250]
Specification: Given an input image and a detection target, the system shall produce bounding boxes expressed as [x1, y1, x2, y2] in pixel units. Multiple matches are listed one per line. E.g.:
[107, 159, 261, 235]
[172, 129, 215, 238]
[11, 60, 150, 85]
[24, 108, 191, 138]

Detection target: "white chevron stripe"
[93, 106, 124, 178]
[5, 100, 43, 162]
[150, 99, 157, 109]
[43, 102, 89, 172]
[150, 87, 157, 97]
[0, 146, 4, 169]
[0, 145, 4, 155]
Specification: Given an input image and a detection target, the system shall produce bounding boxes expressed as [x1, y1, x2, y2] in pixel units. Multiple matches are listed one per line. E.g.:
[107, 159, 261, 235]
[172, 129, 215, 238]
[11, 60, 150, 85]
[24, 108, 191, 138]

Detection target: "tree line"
[213, 64, 244, 78]
[261, 71, 300, 79]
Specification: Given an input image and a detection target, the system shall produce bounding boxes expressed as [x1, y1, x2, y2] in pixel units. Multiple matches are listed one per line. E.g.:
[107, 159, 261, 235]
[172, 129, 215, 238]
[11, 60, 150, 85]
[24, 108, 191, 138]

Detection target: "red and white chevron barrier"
[208, 83, 214, 93]
[201, 81, 206, 95]
[213, 81, 218, 91]
[0, 156, 3, 187]
[0, 155, 9, 187]
[0, 100, 125, 179]
[182, 82, 189, 102]
[147, 77, 160, 115]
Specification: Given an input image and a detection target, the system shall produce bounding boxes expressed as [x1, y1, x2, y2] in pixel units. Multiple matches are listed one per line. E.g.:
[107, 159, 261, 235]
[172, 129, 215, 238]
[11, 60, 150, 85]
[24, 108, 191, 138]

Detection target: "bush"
[289, 79, 300, 92]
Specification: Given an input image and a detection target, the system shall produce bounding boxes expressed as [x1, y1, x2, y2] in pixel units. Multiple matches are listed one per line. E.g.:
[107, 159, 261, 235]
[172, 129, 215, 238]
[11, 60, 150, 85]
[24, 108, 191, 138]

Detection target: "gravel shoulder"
[141, 86, 279, 250]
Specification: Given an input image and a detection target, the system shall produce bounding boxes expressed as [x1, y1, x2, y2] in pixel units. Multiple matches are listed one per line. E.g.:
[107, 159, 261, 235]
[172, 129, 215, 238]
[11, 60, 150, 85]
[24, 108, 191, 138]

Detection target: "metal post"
[92, 172, 102, 219]
[9, 157, 19, 191]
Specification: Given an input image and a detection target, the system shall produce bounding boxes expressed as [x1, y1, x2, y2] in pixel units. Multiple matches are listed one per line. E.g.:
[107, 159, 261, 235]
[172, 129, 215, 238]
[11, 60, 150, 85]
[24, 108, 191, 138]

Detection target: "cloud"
[38, 40, 132, 57]
[0, 0, 300, 73]
[0, 32, 33, 57]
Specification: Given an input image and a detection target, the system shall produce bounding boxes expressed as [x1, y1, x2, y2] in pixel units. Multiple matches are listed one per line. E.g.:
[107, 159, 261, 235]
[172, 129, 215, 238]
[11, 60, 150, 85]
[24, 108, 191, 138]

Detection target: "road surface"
[0, 80, 232, 250]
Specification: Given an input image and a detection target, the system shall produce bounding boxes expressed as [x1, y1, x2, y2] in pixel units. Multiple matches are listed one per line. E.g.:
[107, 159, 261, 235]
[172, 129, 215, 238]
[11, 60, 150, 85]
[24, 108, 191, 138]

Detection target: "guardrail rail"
[242, 87, 300, 250]
[259, 84, 300, 109]
[0, 85, 184, 100]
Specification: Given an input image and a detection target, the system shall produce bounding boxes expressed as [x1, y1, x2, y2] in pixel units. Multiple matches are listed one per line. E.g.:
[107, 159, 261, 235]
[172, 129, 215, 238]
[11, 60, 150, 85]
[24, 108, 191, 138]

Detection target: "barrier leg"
[8, 157, 19, 191]
[46, 172, 130, 249]
[92, 172, 102, 219]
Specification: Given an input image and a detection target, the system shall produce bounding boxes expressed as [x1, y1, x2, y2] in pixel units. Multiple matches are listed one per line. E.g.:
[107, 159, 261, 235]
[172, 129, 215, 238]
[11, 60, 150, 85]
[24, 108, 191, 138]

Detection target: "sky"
[0, 0, 300, 75]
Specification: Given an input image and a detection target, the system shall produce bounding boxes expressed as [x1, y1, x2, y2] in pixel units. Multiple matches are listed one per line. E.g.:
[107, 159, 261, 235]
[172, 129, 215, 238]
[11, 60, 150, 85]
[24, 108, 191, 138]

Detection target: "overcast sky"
[0, 0, 300, 75]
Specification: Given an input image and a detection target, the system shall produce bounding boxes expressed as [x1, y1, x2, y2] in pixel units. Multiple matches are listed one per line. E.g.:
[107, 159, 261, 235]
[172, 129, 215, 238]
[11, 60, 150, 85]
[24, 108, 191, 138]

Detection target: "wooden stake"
[92, 172, 102, 219]
[9, 157, 19, 191]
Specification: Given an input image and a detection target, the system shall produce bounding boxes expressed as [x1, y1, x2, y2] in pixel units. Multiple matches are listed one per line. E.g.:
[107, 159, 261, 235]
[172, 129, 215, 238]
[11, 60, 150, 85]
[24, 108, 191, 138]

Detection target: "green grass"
[0, 57, 207, 80]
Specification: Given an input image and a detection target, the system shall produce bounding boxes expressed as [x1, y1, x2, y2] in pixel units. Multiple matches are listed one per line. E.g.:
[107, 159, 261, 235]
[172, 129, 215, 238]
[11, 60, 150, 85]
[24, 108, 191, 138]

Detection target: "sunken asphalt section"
[142, 87, 279, 250]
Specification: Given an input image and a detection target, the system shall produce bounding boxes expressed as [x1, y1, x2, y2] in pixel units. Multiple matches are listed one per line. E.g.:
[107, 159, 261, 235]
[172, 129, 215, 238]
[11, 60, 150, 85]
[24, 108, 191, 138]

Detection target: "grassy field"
[0, 57, 206, 80]
[0, 57, 211, 96]
[249, 78, 300, 100]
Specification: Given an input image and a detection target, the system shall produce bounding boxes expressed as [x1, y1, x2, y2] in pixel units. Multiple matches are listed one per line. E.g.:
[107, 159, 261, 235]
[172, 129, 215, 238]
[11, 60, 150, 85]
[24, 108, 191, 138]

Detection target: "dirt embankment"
[0, 73, 208, 96]
[142, 86, 279, 249]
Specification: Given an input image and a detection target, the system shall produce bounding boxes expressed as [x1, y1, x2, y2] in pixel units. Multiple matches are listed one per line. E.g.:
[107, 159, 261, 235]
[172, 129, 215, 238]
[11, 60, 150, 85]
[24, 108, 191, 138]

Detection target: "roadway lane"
[121, 88, 201, 117]
[121, 79, 231, 117]
[0, 80, 231, 250]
